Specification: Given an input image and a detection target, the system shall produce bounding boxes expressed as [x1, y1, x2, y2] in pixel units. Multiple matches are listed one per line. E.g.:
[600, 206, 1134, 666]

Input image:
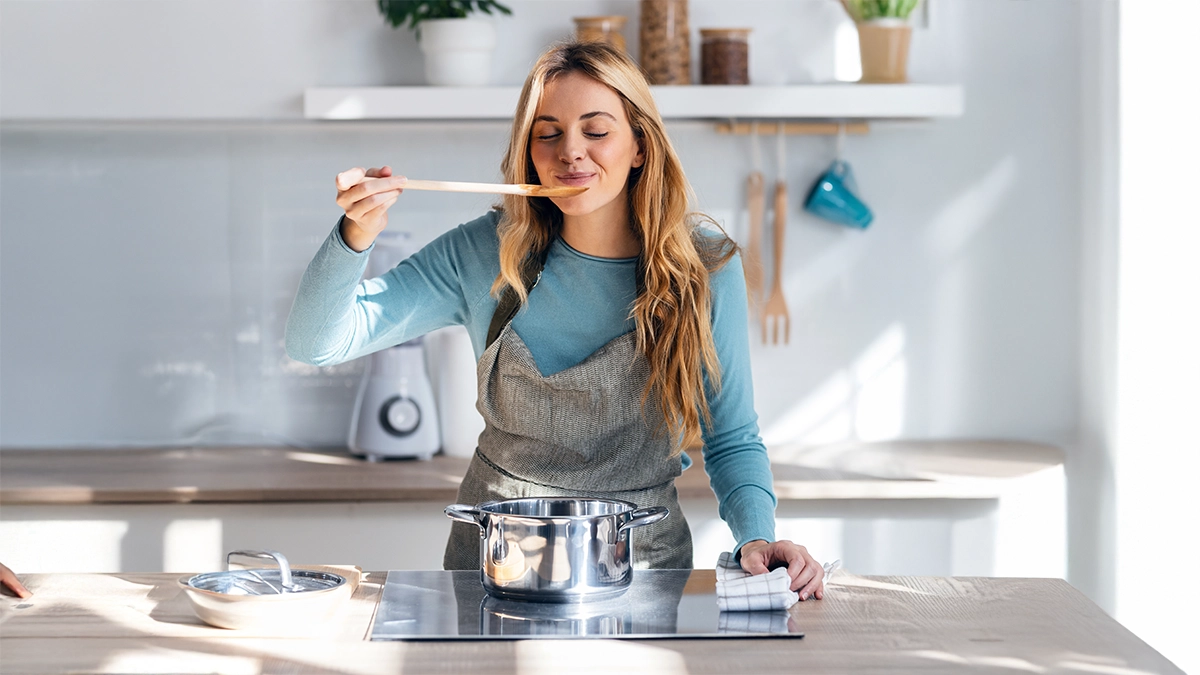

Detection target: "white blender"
[348, 231, 441, 461]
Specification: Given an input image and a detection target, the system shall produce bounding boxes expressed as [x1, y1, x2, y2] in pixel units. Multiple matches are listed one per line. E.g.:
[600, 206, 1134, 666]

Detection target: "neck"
[560, 195, 641, 259]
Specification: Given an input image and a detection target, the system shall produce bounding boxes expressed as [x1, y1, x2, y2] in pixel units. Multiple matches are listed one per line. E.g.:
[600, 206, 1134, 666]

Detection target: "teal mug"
[804, 160, 873, 229]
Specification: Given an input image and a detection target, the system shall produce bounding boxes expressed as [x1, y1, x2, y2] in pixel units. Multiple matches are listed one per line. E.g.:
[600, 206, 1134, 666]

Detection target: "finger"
[800, 569, 824, 600]
[793, 564, 819, 596]
[794, 556, 824, 598]
[786, 550, 806, 586]
[336, 167, 366, 192]
[359, 193, 400, 221]
[2, 578, 31, 599]
[346, 188, 404, 220]
[739, 549, 770, 575]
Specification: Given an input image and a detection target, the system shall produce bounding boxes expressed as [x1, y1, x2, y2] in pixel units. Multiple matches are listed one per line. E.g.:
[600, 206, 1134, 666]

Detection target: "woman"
[286, 42, 824, 599]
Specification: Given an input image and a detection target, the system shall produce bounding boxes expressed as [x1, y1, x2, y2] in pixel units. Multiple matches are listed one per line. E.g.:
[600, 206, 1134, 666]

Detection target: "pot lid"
[182, 550, 346, 597]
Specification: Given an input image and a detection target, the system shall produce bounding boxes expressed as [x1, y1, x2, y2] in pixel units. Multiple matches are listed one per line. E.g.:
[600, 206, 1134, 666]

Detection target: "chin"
[551, 197, 596, 216]
[552, 191, 618, 217]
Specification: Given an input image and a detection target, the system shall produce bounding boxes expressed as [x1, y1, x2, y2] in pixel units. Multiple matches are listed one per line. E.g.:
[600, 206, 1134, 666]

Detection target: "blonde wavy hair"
[491, 41, 737, 452]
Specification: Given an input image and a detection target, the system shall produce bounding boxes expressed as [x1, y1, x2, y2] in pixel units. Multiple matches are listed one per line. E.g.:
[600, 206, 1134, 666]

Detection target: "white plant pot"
[419, 18, 497, 87]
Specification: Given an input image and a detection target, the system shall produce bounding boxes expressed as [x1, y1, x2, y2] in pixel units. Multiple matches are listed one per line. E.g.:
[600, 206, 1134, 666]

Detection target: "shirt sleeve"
[284, 215, 488, 366]
[700, 250, 778, 557]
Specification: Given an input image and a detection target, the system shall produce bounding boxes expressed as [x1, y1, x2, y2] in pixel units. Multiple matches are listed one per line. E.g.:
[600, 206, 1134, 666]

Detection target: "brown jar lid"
[573, 15, 628, 28]
[700, 28, 752, 39]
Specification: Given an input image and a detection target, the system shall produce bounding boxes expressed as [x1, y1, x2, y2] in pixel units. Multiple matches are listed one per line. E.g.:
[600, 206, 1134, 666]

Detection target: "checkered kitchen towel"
[715, 551, 800, 612]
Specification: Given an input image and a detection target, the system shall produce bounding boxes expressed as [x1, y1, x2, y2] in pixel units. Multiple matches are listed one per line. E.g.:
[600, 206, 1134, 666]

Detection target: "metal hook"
[836, 122, 847, 162]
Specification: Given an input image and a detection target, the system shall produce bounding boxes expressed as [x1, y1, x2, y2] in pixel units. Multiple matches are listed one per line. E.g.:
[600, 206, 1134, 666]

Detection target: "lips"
[554, 172, 596, 187]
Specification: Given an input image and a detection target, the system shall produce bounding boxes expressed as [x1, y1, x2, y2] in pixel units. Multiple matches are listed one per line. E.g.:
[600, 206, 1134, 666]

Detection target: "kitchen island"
[0, 568, 1181, 674]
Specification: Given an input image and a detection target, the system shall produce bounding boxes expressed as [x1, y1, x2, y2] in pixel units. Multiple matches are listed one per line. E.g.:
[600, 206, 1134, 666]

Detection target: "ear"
[632, 135, 646, 169]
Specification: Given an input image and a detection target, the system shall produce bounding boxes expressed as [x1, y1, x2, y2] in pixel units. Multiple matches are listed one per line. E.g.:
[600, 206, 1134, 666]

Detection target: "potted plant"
[840, 0, 921, 83]
[378, 0, 513, 86]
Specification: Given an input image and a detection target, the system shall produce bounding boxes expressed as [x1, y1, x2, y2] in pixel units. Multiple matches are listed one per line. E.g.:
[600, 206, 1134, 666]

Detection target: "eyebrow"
[534, 111, 618, 123]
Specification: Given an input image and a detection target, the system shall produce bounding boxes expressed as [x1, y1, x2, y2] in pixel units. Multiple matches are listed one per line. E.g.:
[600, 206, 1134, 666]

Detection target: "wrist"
[340, 217, 377, 253]
[737, 539, 770, 560]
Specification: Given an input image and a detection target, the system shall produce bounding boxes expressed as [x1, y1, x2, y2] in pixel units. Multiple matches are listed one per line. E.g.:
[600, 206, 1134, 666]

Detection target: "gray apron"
[442, 255, 693, 570]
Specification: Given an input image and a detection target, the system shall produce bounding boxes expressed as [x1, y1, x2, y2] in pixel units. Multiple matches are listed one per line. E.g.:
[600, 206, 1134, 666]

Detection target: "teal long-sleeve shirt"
[285, 211, 777, 554]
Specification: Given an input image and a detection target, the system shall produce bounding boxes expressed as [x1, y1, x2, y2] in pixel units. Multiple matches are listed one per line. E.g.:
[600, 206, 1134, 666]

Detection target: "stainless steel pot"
[178, 550, 351, 631]
[445, 497, 669, 603]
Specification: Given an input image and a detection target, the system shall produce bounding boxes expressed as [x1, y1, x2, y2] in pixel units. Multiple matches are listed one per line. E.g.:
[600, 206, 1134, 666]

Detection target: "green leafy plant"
[377, 0, 513, 35]
[840, 0, 921, 22]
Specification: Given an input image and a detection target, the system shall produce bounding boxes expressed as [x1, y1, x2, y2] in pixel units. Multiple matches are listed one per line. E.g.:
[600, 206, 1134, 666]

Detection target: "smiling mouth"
[555, 173, 596, 187]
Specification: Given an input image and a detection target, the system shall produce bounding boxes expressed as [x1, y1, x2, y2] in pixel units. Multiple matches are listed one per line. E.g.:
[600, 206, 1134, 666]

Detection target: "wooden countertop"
[0, 569, 1179, 675]
[0, 440, 1063, 505]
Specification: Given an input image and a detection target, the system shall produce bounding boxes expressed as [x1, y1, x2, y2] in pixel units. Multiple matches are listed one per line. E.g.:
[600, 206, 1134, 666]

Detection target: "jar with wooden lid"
[700, 28, 751, 85]
[573, 16, 628, 53]
[639, 0, 690, 85]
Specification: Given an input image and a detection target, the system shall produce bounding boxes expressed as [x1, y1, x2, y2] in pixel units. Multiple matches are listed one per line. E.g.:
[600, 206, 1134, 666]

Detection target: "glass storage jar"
[700, 28, 751, 85]
[573, 16, 628, 54]
[639, 0, 690, 85]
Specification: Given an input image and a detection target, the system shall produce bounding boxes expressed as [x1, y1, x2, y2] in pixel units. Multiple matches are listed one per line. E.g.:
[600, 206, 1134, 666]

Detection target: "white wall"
[1, 0, 1081, 450]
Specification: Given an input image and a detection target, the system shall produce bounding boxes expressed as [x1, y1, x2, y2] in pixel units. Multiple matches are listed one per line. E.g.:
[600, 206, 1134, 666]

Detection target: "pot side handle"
[618, 506, 669, 533]
[444, 504, 485, 529]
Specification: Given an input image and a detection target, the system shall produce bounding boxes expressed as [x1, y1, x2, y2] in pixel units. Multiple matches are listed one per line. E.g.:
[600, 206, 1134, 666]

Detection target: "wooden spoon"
[744, 171, 766, 319]
[399, 179, 587, 198]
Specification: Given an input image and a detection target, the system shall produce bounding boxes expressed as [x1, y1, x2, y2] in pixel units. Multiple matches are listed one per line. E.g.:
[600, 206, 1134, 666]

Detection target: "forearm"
[284, 218, 374, 365]
[719, 483, 777, 555]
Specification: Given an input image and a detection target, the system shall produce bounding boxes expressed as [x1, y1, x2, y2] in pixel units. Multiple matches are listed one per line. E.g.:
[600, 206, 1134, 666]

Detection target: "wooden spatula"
[744, 172, 766, 319]
[400, 179, 587, 198]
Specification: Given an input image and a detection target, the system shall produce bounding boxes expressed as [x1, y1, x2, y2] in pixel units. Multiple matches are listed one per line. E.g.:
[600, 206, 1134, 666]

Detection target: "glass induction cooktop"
[369, 570, 804, 640]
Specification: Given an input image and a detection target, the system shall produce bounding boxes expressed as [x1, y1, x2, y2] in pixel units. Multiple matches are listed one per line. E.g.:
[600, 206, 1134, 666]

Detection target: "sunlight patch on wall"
[0, 520, 128, 572]
[164, 518, 223, 573]
[762, 323, 907, 448]
[923, 155, 1018, 261]
[852, 324, 907, 441]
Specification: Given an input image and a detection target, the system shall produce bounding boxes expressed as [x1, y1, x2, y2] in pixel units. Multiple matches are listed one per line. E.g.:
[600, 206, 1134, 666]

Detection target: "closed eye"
[537, 132, 609, 140]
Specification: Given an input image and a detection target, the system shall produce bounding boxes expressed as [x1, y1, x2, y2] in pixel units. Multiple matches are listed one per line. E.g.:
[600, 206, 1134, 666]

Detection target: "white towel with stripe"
[715, 551, 799, 612]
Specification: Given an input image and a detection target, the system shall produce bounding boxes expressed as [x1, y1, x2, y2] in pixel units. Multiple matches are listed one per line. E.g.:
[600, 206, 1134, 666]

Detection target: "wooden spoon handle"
[401, 179, 586, 198]
[773, 180, 787, 291]
[744, 172, 766, 311]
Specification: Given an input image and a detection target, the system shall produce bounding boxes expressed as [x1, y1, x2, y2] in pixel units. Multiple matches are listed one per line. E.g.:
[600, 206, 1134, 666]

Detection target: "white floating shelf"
[303, 84, 964, 121]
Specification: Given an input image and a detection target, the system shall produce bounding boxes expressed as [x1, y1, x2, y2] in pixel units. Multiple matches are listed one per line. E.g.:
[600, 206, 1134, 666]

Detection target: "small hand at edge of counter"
[738, 539, 825, 601]
[0, 561, 32, 598]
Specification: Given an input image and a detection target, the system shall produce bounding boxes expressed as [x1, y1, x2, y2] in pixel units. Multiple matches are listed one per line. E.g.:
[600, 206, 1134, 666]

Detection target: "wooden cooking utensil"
[762, 180, 791, 344]
[762, 126, 790, 345]
[400, 179, 587, 198]
[744, 171, 766, 319]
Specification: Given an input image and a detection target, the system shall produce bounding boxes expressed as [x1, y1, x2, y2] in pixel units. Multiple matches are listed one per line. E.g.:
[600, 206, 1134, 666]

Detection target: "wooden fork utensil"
[762, 179, 791, 345]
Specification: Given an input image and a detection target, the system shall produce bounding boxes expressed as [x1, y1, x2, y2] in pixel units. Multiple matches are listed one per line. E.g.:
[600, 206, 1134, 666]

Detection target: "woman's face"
[530, 71, 645, 220]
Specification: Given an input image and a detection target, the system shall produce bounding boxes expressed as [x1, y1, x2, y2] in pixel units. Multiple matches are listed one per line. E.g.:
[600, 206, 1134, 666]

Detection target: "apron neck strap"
[486, 245, 550, 350]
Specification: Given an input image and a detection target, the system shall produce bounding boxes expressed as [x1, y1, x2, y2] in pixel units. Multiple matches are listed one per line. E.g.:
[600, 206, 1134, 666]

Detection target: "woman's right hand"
[335, 165, 408, 252]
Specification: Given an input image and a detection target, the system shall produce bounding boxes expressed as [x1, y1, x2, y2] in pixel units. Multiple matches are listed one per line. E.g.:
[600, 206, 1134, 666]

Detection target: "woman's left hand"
[738, 539, 825, 600]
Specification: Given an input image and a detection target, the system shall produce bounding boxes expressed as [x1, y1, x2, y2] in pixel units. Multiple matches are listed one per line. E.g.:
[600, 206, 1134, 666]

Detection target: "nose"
[558, 133, 586, 164]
